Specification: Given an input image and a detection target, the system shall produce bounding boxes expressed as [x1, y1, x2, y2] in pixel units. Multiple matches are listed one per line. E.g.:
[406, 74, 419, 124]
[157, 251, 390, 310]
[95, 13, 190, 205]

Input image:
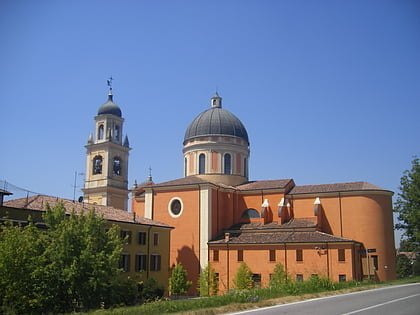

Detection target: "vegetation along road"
[231, 283, 420, 315]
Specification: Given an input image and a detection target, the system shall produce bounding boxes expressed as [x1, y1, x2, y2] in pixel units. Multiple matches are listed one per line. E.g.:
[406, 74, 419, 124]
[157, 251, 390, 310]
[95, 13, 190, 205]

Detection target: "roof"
[97, 94, 122, 117]
[209, 217, 356, 245]
[289, 181, 391, 195]
[184, 95, 249, 143]
[236, 179, 293, 191]
[150, 176, 210, 188]
[209, 230, 355, 244]
[229, 218, 317, 231]
[3, 195, 172, 228]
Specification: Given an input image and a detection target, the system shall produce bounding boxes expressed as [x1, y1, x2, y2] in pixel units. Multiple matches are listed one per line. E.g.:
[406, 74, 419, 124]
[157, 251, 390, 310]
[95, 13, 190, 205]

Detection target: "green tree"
[42, 202, 124, 311]
[233, 262, 254, 290]
[0, 221, 48, 314]
[396, 254, 412, 279]
[269, 263, 288, 288]
[395, 157, 420, 252]
[169, 263, 192, 296]
[0, 201, 128, 314]
[198, 263, 219, 296]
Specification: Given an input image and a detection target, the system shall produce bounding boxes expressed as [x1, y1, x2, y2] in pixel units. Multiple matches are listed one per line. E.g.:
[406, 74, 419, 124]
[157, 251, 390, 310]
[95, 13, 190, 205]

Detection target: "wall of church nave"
[211, 189, 235, 237]
[150, 189, 202, 293]
[209, 243, 357, 294]
[132, 197, 145, 217]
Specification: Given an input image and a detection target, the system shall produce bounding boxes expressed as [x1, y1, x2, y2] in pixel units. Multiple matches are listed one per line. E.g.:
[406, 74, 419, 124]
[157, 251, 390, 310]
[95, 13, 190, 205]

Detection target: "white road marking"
[342, 293, 420, 315]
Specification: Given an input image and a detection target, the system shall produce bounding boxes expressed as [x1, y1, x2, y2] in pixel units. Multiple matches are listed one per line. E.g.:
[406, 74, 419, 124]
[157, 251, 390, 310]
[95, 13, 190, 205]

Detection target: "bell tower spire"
[82, 79, 131, 210]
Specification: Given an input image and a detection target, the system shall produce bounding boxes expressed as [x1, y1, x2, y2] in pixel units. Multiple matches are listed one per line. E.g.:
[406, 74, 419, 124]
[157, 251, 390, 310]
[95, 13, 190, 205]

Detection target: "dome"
[98, 94, 122, 117]
[184, 94, 249, 144]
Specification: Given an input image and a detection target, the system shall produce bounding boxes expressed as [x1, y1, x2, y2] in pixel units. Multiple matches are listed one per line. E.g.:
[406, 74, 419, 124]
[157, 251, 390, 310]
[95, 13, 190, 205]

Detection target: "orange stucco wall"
[210, 243, 357, 293]
[289, 192, 395, 281]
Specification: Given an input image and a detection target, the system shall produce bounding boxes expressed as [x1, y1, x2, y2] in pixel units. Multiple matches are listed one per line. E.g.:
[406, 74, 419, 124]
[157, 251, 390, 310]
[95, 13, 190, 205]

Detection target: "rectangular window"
[151, 254, 161, 271]
[237, 249, 243, 262]
[120, 254, 130, 272]
[153, 232, 159, 246]
[121, 230, 132, 244]
[269, 249, 276, 262]
[296, 249, 303, 262]
[338, 248, 345, 262]
[339, 274, 347, 282]
[138, 231, 147, 245]
[252, 274, 261, 288]
[296, 274, 303, 282]
[213, 249, 219, 262]
[135, 254, 147, 271]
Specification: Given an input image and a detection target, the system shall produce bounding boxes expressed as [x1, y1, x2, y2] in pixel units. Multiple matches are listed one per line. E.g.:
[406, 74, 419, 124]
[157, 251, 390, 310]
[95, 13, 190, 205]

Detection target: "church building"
[132, 93, 396, 294]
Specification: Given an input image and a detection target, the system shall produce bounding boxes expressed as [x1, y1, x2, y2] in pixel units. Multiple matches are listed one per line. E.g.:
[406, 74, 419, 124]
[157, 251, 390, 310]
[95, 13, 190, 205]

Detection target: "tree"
[0, 201, 128, 314]
[395, 157, 420, 252]
[169, 263, 192, 296]
[233, 262, 254, 291]
[0, 220, 48, 314]
[396, 254, 412, 279]
[269, 263, 288, 288]
[42, 202, 124, 311]
[198, 263, 219, 297]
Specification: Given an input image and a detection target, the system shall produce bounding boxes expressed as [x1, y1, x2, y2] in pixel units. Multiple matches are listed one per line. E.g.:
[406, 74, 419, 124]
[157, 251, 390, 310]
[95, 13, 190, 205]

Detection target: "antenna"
[148, 166, 153, 182]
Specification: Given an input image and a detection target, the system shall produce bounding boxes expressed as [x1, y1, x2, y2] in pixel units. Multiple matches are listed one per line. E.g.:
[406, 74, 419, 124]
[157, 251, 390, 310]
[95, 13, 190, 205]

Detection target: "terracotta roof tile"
[229, 218, 317, 230]
[235, 179, 293, 191]
[289, 181, 390, 195]
[209, 231, 355, 244]
[3, 195, 172, 228]
[151, 176, 209, 188]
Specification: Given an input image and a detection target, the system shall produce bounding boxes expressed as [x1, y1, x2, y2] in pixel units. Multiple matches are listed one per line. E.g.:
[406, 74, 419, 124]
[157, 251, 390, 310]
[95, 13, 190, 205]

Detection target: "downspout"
[284, 243, 288, 281]
[227, 242, 230, 291]
[339, 192, 343, 237]
[326, 242, 330, 279]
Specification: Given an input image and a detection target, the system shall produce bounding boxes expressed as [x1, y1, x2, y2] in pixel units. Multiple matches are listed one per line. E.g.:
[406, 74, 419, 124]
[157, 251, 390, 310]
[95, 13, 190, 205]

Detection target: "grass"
[87, 276, 420, 315]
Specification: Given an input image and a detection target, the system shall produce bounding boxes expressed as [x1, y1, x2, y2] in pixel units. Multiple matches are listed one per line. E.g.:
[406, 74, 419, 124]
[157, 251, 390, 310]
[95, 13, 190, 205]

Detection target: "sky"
[1, 0, 419, 244]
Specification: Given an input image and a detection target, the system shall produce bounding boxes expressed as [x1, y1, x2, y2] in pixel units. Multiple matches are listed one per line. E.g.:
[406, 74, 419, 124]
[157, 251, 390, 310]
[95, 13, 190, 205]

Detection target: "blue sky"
[1, 1, 419, 243]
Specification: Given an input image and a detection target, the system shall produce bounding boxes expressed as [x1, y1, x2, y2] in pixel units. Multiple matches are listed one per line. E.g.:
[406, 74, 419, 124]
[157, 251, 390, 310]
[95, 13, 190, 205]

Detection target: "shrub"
[169, 263, 192, 296]
[198, 263, 219, 296]
[233, 262, 254, 291]
[141, 278, 165, 302]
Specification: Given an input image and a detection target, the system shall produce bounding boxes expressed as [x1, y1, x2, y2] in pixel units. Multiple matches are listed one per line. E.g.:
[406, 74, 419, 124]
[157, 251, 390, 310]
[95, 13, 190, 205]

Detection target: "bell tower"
[82, 80, 131, 210]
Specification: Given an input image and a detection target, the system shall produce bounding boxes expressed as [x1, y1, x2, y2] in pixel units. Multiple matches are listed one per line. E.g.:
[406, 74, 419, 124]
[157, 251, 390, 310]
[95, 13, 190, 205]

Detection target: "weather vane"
[107, 76, 113, 91]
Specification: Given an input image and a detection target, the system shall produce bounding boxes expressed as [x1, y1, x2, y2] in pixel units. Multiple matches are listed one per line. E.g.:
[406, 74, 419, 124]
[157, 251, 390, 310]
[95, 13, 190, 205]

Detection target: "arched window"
[113, 157, 121, 175]
[93, 156, 103, 174]
[114, 125, 120, 141]
[244, 157, 248, 177]
[224, 153, 231, 175]
[184, 158, 187, 177]
[98, 125, 104, 140]
[199, 153, 206, 174]
[241, 208, 260, 219]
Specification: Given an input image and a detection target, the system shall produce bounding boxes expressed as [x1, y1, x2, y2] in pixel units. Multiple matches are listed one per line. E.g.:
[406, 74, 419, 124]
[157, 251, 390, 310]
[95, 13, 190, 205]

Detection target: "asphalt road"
[231, 283, 420, 315]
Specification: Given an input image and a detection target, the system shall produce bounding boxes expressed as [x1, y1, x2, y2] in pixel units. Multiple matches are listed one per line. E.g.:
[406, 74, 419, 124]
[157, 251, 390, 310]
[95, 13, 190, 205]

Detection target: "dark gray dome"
[184, 106, 249, 144]
[98, 94, 122, 117]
